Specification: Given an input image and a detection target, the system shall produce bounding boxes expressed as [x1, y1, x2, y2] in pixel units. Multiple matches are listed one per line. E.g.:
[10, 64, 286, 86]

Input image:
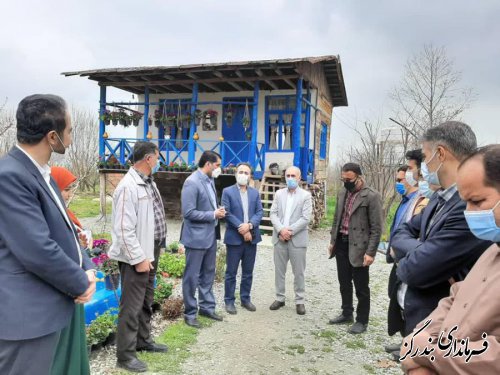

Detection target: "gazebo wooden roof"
[62, 55, 348, 107]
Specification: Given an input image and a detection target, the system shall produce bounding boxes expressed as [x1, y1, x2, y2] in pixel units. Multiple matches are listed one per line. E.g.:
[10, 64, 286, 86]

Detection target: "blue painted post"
[249, 81, 259, 169]
[188, 83, 198, 166]
[99, 86, 106, 158]
[143, 87, 150, 140]
[293, 77, 303, 168]
[304, 85, 311, 179]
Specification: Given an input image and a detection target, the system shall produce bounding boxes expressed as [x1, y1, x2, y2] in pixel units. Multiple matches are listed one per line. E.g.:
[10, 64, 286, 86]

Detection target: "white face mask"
[236, 173, 249, 186]
[212, 167, 222, 179]
[405, 170, 418, 187]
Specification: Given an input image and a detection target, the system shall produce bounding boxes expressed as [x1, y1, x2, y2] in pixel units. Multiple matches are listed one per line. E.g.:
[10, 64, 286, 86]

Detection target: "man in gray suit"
[181, 151, 225, 328]
[269, 166, 312, 315]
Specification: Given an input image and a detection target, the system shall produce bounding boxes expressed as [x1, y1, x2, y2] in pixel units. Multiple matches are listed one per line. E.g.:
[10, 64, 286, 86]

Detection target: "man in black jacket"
[391, 121, 491, 334]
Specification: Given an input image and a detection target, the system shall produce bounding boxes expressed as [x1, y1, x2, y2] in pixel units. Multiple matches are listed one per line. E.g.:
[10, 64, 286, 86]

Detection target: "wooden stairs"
[259, 173, 286, 235]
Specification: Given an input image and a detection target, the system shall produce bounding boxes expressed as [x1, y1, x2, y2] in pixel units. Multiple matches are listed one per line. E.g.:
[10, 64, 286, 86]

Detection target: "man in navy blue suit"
[221, 163, 263, 314]
[392, 121, 491, 334]
[0, 94, 95, 375]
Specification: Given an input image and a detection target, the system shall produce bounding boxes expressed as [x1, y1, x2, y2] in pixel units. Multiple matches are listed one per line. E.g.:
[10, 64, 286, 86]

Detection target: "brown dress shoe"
[269, 300, 285, 310]
[296, 304, 306, 315]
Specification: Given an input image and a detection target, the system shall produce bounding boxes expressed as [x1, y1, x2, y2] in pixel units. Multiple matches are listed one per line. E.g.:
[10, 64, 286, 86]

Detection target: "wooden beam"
[186, 73, 221, 92]
[236, 70, 254, 89]
[98, 74, 299, 88]
[212, 71, 244, 91]
[256, 69, 278, 90]
[276, 69, 295, 89]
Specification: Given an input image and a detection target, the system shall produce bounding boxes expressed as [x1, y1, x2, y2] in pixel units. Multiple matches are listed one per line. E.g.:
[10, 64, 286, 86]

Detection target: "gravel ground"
[82, 217, 403, 375]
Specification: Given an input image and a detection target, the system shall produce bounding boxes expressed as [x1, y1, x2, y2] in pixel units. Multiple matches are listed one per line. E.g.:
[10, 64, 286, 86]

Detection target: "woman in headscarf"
[50, 166, 91, 375]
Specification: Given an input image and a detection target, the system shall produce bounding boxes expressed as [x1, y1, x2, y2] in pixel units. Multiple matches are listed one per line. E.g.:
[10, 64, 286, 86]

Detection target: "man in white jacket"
[109, 141, 167, 373]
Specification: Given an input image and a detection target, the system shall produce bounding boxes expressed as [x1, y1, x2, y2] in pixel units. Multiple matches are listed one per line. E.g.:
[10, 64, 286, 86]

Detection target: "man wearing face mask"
[391, 121, 491, 339]
[0, 94, 95, 375]
[109, 141, 168, 373]
[181, 151, 225, 328]
[401, 144, 500, 375]
[386, 164, 429, 359]
[221, 163, 263, 315]
[269, 166, 312, 315]
[328, 163, 383, 334]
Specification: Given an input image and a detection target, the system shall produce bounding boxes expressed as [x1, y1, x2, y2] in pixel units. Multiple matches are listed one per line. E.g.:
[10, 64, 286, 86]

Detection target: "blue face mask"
[464, 201, 500, 242]
[286, 178, 298, 190]
[151, 160, 161, 174]
[396, 182, 407, 196]
[418, 180, 434, 199]
[422, 150, 442, 186]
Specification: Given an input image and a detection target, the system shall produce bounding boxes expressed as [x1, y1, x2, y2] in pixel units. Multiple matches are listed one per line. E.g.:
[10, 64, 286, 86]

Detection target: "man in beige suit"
[269, 166, 312, 315]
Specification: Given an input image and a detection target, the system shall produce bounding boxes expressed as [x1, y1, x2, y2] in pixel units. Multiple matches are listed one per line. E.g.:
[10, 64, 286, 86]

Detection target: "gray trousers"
[116, 241, 161, 362]
[274, 240, 307, 304]
[0, 331, 60, 375]
[182, 238, 217, 319]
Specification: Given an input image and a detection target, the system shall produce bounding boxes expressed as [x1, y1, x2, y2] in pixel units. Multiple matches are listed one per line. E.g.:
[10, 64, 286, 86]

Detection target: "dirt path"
[180, 229, 401, 375]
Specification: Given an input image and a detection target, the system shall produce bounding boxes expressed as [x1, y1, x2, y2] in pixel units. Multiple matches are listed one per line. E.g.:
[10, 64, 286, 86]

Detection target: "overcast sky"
[1, 0, 499, 158]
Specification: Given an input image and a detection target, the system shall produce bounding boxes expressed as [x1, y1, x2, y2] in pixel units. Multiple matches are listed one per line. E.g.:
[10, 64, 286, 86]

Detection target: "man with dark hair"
[391, 121, 491, 336]
[405, 149, 423, 170]
[109, 141, 168, 372]
[0, 94, 96, 375]
[328, 162, 383, 334]
[181, 150, 225, 328]
[221, 162, 263, 314]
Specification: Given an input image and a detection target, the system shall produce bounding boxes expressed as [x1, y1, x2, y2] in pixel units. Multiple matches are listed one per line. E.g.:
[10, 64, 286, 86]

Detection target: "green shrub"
[158, 252, 186, 278]
[86, 308, 118, 346]
[154, 276, 173, 304]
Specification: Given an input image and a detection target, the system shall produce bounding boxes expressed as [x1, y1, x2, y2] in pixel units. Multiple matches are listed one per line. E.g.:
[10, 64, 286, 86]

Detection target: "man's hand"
[75, 270, 96, 304]
[135, 259, 153, 273]
[238, 223, 251, 235]
[78, 232, 89, 249]
[215, 207, 226, 219]
[280, 228, 292, 241]
[243, 232, 252, 242]
[363, 254, 374, 267]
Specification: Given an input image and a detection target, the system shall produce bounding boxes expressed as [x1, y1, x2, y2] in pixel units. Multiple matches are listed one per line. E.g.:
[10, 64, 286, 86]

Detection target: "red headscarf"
[50, 166, 83, 230]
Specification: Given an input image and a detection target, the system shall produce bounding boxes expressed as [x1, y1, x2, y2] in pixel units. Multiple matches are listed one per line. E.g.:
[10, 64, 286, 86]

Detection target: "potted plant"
[245, 130, 252, 140]
[154, 109, 163, 127]
[117, 110, 129, 126]
[97, 156, 108, 170]
[181, 113, 192, 128]
[179, 162, 188, 172]
[110, 111, 121, 125]
[153, 275, 173, 306]
[165, 113, 177, 127]
[86, 309, 118, 352]
[224, 106, 235, 127]
[92, 253, 120, 290]
[242, 116, 251, 130]
[99, 109, 112, 125]
[130, 112, 143, 126]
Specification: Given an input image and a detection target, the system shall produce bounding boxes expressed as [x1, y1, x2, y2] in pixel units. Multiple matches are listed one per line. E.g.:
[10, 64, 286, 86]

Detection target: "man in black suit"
[391, 121, 491, 334]
[0, 95, 95, 375]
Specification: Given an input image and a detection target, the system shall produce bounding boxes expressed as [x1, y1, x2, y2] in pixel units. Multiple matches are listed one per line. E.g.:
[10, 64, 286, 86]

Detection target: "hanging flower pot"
[224, 105, 234, 128]
[130, 112, 143, 127]
[181, 113, 192, 129]
[242, 99, 251, 131]
[245, 131, 252, 140]
[111, 111, 120, 125]
[105, 274, 120, 290]
[100, 109, 111, 125]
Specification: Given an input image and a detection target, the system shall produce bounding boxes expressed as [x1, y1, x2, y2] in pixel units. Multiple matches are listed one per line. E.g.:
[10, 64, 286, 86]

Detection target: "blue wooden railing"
[101, 138, 266, 177]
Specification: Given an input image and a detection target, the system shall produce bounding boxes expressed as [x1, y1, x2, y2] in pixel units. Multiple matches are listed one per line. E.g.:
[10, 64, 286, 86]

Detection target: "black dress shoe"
[241, 301, 256, 312]
[136, 342, 168, 353]
[184, 317, 201, 328]
[225, 304, 237, 315]
[296, 304, 306, 315]
[117, 358, 147, 373]
[269, 300, 285, 310]
[384, 342, 402, 353]
[199, 310, 223, 321]
[328, 314, 354, 325]
[349, 322, 367, 334]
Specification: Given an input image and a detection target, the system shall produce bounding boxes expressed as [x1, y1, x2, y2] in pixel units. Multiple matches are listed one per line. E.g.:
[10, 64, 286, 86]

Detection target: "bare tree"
[345, 120, 410, 221]
[52, 106, 99, 191]
[0, 99, 16, 156]
[390, 44, 474, 145]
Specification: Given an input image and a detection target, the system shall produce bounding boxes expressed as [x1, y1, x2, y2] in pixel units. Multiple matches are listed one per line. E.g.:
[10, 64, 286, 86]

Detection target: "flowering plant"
[92, 253, 119, 275]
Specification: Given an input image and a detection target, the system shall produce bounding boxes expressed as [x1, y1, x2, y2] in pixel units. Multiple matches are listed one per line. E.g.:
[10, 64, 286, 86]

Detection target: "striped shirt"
[136, 170, 167, 241]
[340, 189, 361, 235]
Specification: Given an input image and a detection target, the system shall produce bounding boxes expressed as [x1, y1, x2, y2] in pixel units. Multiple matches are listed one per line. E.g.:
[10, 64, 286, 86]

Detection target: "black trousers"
[116, 241, 162, 361]
[335, 235, 370, 324]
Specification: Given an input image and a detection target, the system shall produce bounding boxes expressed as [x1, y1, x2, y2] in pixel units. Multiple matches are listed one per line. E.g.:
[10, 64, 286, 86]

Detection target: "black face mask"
[344, 179, 357, 192]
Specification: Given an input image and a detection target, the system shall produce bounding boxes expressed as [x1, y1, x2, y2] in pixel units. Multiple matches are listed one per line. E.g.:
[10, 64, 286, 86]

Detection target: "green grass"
[69, 193, 111, 218]
[113, 316, 216, 374]
[313, 329, 340, 342]
[319, 196, 336, 228]
[344, 338, 367, 350]
[363, 364, 377, 374]
[287, 344, 305, 354]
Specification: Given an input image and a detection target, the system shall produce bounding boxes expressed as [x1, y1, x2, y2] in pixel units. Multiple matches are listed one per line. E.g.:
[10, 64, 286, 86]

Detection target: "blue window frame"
[265, 95, 307, 152]
[319, 122, 327, 160]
